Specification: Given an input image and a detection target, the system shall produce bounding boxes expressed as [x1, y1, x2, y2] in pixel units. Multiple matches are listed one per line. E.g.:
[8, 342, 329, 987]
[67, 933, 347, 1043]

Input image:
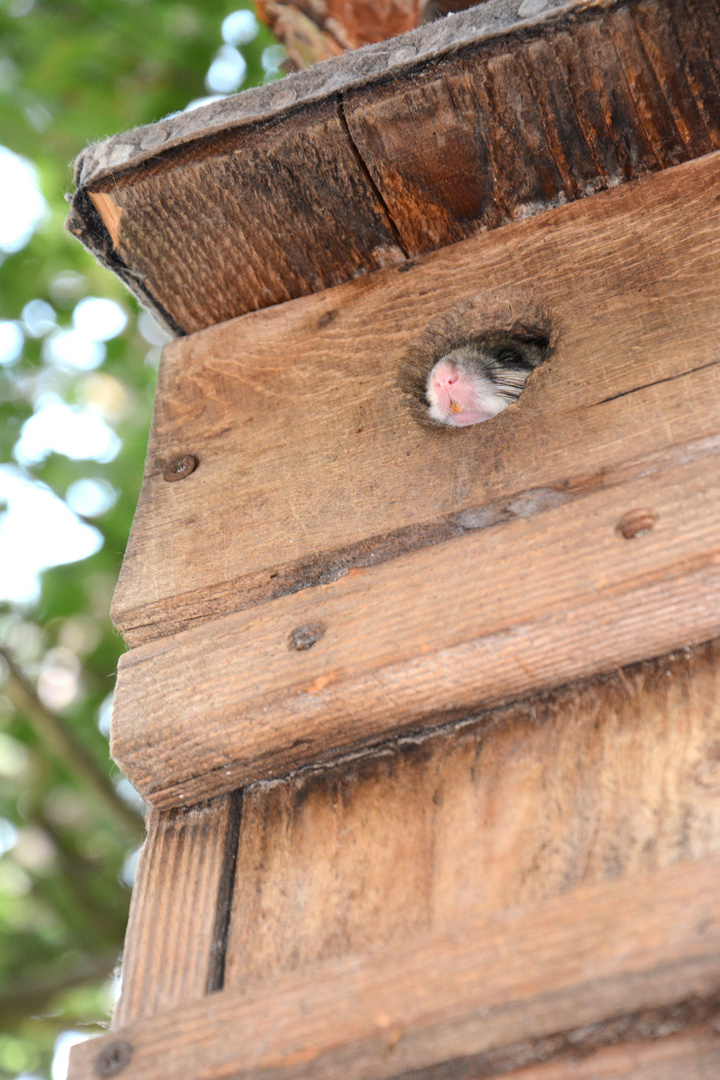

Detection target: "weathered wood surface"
[71, 0, 579, 184]
[343, 0, 716, 253]
[485, 1024, 720, 1080]
[68, 856, 720, 1080]
[113, 440, 720, 807]
[112, 793, 241, 1027]
[67, 0, 720, 332]
[89, 101, 405, 333]
[104, 149, 720, 807]
[112, 152, 720, 647]
[224, 642, 720, 984]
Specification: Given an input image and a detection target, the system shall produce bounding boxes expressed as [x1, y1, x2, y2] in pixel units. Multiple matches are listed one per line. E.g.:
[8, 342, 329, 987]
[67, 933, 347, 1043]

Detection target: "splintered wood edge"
[67, 857, 720, 1080]
[88, 192, 122, 249]
[72, 0, 598, 188]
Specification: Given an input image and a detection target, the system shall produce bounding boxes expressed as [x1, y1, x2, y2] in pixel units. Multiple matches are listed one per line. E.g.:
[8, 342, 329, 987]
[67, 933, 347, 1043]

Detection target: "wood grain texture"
[492, 1026, 720, 1080]
[112, 443, 720, 807]
[112, 152, 720, 647]
[343, 0, 720, 257]
[71, 0, 583, 186]
[111, 792, 241, 1027]
[83, 101, 405, 332]
[67, 0, 720, 331]
[223, 641, 720, 985]
[344, 0, 705, 251]
[67, 857, 720, 1080]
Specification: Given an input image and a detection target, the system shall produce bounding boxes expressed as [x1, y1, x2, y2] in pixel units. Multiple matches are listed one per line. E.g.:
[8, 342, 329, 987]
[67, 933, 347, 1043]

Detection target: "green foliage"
[0, 2, 277, 1076]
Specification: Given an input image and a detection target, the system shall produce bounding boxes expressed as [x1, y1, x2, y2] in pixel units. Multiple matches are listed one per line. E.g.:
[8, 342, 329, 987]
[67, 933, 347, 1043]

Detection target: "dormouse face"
[425, 342, 542, 427]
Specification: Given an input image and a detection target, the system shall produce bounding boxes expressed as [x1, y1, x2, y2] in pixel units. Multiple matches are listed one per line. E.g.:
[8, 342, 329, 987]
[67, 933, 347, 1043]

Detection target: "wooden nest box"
[67, 0, 720, 1076]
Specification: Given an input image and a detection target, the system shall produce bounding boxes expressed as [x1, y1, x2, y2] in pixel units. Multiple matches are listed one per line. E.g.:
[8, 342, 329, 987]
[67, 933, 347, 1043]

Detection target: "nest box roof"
[67, 0, 720, 335]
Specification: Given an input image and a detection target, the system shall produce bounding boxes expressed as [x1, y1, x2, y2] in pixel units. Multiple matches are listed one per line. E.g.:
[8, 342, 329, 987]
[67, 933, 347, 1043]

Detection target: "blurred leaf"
[0, 2, 278, 1076]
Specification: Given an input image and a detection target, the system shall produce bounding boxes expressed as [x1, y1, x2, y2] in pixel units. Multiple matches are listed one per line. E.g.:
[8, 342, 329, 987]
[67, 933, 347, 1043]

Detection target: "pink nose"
[435, 371, 458, 392]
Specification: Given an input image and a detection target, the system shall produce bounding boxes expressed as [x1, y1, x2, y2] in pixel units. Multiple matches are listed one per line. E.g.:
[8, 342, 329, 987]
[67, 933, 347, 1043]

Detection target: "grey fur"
[399, 296, 555, 428]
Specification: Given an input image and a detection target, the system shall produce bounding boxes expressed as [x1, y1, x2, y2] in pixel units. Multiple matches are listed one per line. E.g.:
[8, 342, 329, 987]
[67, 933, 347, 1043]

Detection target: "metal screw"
[163, 454, 198, 482]
[616, 509, 658, 540]
[94, 1040, 133, 1077]
[288, 622, 326, 651]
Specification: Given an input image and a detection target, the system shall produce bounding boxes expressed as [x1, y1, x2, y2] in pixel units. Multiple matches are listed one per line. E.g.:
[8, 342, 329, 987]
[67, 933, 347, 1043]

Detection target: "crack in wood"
[338, 98, 410, 259]
[70, 858, 720, 1079]
[117, 431, 720, 646]
[68, 0, 720, 332]
[591, 357, 720, 407]
[205, 789, 243, 994]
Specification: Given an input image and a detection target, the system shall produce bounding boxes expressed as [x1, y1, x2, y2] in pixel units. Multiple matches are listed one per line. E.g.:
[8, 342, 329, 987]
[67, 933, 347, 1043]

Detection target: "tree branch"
[0, 647, 145, 842]
[0, 951, 121, 1027]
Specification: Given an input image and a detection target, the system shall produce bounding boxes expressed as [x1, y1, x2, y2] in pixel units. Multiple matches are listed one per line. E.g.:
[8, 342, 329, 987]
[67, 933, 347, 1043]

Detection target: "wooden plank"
[112, 792, 241, 1027]
[71, 0, 588, 187]
[112, 442, 720, 807]
[111, 151, 720, 646]
[632, 1, 715, 159]
[606, 8, 693, 169]
[673, 0, 720, 150]
[342, 0, 704, 251]
[568, 18, 665, 179]
[67, 857, 720, 1080]
[223, 641, 720, 984]
[518, 36, 613, 200]
[477, 1024, 720, 1080]
[81, 101, 405, 334]
[66, 0, 720, 331]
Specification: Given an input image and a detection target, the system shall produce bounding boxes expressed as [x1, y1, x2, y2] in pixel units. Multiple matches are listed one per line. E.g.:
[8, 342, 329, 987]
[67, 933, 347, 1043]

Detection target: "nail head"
[94, 1040, 133, 1078]
[289, 622, 326, 651]
[616, 509, 657, 540]
[163, 454, 198, 482]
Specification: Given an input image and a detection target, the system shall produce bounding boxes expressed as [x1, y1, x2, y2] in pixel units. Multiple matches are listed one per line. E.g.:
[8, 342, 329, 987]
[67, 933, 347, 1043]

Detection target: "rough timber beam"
[67, 0, 720, 334]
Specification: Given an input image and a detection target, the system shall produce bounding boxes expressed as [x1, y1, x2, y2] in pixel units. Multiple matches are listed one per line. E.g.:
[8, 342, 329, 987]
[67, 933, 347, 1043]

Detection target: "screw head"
[288, 622, 326, 651]
[94, 1040, 133, 1077]
[616, 509, 658, 540]
[163, 454, 198, 482]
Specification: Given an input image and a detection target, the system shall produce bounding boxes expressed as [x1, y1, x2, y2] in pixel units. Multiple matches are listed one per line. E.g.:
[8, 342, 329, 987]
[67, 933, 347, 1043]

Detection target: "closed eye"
[495, 347, 529, 368]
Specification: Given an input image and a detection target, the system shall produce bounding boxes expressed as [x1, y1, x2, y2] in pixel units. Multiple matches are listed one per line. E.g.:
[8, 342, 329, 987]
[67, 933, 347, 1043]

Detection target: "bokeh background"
[0, 3, 282, 1076]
